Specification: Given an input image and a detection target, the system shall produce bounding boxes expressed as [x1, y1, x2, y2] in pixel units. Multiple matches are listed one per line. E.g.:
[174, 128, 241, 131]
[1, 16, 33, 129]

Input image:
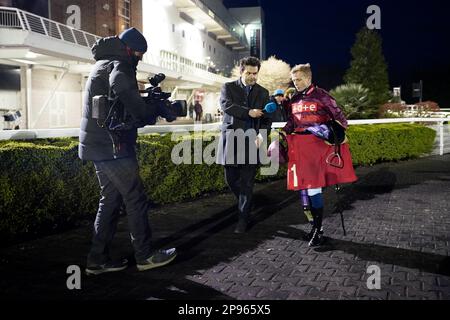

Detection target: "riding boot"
[308, 207, 325, 247]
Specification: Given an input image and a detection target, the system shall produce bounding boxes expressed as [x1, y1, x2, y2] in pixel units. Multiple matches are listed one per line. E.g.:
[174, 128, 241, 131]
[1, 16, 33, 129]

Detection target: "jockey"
[282, 64, 358, 247]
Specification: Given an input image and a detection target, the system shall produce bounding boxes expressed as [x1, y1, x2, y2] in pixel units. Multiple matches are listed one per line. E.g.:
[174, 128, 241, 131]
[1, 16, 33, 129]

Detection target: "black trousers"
[88, 157, 153, 265]
[224, 165, 258, 220]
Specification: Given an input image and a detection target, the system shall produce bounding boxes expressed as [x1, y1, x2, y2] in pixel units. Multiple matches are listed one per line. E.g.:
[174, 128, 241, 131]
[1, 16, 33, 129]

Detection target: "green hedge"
[0, 124, 436, 241]
[0, 138, 98, 240]
[346, 124, 436, 165]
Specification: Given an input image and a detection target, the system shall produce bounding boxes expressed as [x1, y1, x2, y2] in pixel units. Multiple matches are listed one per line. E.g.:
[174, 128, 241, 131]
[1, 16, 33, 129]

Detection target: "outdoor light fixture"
[194, 22, 205, 30]
[11, 59, 37, 65]
[25, 52, 38, 59]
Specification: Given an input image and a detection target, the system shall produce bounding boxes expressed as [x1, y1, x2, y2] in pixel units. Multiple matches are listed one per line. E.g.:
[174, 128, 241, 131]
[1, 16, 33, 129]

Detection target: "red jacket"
[283, 85, 347, 134]
[282, 85, 357, 190]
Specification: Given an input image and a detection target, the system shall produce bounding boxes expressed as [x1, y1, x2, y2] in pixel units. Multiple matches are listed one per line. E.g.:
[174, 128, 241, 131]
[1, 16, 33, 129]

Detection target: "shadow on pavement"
[1, 156, 449, 299]
[275, 225, 450, 277]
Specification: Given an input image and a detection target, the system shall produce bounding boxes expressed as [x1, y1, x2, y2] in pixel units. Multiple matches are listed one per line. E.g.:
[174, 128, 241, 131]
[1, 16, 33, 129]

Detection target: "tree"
[330, 84, 370, 119]
[232, 56, 291, 94]
[344, 27, 390, 117]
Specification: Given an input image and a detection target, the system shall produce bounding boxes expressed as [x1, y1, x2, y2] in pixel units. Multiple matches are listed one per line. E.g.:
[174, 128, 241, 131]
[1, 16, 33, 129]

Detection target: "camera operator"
[79, 27, 176, 275]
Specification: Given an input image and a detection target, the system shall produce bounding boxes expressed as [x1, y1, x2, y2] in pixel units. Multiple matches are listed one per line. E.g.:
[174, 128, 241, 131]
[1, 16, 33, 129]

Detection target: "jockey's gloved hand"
[306, 124, 330, 140]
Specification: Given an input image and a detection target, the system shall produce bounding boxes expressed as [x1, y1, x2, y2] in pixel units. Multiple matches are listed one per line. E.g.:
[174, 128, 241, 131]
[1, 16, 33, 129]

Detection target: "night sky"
[10, 0, 450, 106]
[224, 0, 450, 106]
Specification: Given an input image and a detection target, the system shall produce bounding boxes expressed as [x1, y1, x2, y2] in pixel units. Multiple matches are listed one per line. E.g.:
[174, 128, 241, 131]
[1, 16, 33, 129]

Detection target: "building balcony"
[173, 0, 249, 51]
[0, 6, 230, 87]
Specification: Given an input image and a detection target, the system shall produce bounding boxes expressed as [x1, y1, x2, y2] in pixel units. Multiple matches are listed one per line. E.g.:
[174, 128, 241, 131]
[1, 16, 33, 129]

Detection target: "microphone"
[263, 102, 277, 114]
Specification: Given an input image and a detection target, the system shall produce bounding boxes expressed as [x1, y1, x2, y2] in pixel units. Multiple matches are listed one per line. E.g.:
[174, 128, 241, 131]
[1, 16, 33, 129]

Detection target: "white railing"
[0, 6, 102, 49]
[1, 118, 448, 156]
[274, 118, 449, 156]
[158, 53, 229, 83]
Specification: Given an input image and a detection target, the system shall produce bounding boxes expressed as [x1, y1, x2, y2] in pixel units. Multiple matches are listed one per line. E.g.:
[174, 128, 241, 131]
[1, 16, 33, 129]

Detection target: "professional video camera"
[140, 73, 187, 124]
[93, 73, 187, 131]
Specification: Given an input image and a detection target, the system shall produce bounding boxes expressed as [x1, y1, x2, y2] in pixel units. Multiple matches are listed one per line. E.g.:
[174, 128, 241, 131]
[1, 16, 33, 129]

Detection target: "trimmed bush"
[137, 134, 227, 203]
[0, 138, 98, 239]
[0, 124, 436, 241]
[346, 124, 436, 165]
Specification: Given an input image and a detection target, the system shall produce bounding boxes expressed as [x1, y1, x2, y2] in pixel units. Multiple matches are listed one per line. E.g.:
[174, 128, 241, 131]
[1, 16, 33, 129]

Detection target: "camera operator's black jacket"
[79, 36, 156, 161]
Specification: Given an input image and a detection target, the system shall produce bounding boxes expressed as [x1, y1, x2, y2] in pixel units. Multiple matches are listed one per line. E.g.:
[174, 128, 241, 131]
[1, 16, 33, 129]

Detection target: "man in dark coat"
[217, 57, 271, 233]
[79, 27, 176, 275]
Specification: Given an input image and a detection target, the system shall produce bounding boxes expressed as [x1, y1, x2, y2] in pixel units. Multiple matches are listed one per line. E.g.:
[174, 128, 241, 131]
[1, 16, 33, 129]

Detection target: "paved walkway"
[1, 155, 450, 300]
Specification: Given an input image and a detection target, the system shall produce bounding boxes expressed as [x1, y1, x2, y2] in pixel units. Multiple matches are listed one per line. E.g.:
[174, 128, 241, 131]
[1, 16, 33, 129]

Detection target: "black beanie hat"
[119, 27, 148, 53]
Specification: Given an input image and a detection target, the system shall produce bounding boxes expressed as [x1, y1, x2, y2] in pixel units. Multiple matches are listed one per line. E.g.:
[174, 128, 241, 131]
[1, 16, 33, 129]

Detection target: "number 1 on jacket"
[289, 164, 298, 189]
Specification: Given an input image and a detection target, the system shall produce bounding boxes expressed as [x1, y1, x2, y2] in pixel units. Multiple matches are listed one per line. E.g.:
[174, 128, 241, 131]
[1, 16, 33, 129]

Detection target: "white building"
[0, 0, 265, 131]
